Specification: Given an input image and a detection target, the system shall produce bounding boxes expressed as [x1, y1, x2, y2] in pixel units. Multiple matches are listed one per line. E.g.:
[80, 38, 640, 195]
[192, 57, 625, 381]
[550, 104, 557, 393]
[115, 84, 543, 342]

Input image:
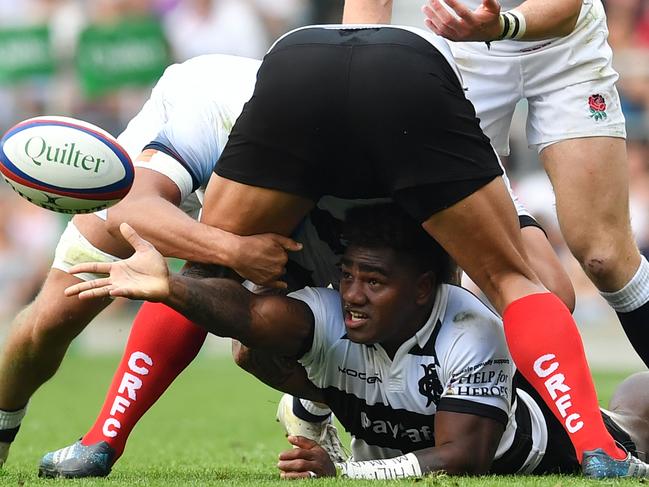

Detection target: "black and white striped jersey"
[293, 284, 549, 473]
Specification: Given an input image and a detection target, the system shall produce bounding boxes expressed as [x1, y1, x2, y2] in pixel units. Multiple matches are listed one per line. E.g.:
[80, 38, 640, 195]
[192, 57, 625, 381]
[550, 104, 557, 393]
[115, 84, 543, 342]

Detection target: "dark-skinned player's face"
[339, 245, 435, 354]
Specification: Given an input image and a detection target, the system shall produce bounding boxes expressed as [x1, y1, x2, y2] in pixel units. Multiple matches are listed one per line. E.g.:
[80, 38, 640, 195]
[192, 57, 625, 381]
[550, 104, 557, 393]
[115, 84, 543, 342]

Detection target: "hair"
[342, 202, 454, 282]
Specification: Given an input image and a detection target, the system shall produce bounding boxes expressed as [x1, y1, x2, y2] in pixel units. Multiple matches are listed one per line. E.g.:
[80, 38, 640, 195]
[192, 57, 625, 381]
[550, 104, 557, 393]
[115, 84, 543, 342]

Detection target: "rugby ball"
[0, 116, 134, 214]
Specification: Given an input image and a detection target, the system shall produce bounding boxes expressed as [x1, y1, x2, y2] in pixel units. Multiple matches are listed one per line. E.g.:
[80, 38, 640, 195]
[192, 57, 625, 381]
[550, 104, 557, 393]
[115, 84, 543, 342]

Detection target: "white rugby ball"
[0, 116, 134, 214]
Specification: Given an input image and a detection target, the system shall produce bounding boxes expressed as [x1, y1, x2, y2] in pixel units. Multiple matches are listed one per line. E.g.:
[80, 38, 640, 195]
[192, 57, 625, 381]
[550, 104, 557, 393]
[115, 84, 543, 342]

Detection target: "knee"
[570, 243, 624, 286]
[17, 301, 80, 350]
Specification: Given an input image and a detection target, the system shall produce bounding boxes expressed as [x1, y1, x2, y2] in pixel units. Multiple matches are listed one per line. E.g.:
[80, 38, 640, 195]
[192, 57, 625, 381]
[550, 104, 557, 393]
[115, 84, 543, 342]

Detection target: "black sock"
[292, 396, 331, 423]
[617, 301, 649, 369]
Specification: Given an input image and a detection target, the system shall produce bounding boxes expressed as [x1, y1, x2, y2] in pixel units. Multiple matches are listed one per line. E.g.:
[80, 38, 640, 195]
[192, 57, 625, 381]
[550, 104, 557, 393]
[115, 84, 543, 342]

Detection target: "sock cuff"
[503, 292, 562, 324]
[600, 256, 649, 313]
[0, 405, 27, 431]
[293, 397, 331, 422]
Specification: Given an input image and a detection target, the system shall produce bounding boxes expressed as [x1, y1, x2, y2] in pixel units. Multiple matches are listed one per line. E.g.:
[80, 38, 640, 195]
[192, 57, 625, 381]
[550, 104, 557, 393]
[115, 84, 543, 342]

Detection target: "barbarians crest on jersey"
[418, 362, 443, 407]
[588, 94, 607, 121]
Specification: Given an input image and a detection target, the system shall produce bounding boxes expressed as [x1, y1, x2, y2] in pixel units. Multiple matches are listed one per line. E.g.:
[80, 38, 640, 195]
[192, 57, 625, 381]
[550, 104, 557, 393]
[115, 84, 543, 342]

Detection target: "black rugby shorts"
[216, 26, 503, 223]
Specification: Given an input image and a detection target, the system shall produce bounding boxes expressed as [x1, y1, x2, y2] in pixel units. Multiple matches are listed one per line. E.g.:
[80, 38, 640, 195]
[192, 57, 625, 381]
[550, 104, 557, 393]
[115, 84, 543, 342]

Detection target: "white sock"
[299, 399, 332, 418]
[600, 256, 649, 313]
[0, 405, 27, 433]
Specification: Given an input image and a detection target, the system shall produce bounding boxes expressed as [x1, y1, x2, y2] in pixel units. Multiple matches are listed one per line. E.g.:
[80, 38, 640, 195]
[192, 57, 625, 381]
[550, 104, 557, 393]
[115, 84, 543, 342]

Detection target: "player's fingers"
[444, 0, 473, 19]
[429, 0, 456, 22]
[287, 436, 318, 450]
[482, 0, 501, 13]
[422, 5, 447, 34]
[68, 262, 112, 275]
[277, 458, 314, 472]
[423, 14, 441, 34]
[120, 223, 152, 252]
[274, 235, 303, 252]
[77, 285, 114, 300]
[279, 470, 311, 479]
[422, 1, 442, 24]
[65, 277, 112, 296]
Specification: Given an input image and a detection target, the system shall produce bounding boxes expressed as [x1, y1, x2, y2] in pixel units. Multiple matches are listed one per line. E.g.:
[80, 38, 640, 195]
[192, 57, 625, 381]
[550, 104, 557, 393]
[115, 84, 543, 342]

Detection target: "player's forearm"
[510, 0, 582, 40]
[413, 443, 491, 475]
[342, 0, 393, 23]
[163, 275, 308, 355]
[164, 274, 255, 342]
[107, 197, 238, 266]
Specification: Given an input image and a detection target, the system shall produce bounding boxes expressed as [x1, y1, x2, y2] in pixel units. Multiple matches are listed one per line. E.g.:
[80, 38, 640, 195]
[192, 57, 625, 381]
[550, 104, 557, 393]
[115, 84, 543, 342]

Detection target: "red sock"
[503, 293, 625, 462]
[82, 302, 207, 459]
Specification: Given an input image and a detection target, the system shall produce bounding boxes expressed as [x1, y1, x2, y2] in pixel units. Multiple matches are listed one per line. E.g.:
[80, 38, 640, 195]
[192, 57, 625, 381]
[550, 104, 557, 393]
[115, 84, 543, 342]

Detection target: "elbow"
[445, 457, 491, 476]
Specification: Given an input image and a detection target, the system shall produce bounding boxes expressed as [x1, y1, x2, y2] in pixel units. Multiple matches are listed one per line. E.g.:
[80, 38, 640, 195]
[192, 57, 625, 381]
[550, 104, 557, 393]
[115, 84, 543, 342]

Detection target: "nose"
[342, 278, 367, 306]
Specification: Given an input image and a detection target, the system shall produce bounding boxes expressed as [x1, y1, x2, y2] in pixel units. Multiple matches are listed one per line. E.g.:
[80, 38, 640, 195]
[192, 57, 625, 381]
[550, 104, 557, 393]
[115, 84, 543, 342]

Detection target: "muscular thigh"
[200, 174, 314, 236]
[418, 178, 545, 313]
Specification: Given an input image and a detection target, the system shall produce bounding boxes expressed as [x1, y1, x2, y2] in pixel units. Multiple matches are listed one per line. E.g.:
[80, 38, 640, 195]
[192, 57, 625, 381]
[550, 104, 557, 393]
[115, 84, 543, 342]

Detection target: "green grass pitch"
[0, 353, 646, 486]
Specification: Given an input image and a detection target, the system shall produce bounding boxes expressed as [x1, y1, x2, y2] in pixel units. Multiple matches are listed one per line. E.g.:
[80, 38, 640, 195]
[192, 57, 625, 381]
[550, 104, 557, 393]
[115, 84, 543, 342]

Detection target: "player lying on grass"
[62, 203, 649, 478]
[0, 54, 303, 467]
[34, 39, 578, 482]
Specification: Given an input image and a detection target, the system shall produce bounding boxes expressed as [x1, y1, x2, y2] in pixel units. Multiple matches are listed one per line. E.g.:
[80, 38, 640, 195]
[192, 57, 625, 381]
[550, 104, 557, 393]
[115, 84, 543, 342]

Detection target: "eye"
[368, 278, 381, 286]
[341, 271, 352, 280]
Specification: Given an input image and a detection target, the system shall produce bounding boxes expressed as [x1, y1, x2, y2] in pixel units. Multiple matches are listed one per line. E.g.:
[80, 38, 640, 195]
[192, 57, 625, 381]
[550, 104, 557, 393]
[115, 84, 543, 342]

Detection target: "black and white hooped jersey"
[294, 284, 550, 473]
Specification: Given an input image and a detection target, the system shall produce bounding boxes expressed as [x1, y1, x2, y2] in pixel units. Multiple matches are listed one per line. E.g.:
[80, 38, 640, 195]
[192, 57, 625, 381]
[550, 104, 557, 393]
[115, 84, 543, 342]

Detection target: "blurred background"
[0, 0, 647, 370]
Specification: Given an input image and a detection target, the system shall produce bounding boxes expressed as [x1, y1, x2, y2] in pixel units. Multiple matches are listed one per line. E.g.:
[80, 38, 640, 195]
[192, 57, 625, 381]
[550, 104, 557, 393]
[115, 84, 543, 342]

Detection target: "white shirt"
[295, 284, 548, 473]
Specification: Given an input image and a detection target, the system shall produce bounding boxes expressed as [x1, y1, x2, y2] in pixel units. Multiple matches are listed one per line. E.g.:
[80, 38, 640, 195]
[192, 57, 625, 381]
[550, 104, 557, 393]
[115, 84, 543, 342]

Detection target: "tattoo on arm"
[167, 276, 254, 342]
[181, 262, 241, 280]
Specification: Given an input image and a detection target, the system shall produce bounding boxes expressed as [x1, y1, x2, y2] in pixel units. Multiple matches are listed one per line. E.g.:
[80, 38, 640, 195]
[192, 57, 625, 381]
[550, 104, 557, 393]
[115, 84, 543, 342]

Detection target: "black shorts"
[215, 26, 503, 223]
[515, 374, 638, 474]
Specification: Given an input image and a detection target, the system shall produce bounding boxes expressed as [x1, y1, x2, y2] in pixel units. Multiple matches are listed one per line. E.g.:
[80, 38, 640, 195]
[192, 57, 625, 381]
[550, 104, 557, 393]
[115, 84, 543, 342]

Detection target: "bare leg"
[418, 177, 624, 461]
[542, 137, 638, 292]
[521, 225, 575, 312]
[0, 269, 111, 410]
[543, 137, 649, 368]
[421, 178, 544, 313]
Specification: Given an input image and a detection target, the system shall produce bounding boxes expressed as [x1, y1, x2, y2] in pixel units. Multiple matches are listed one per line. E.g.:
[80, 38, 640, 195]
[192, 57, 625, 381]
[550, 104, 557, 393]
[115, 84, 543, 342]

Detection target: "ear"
[415, 271, 437, 306]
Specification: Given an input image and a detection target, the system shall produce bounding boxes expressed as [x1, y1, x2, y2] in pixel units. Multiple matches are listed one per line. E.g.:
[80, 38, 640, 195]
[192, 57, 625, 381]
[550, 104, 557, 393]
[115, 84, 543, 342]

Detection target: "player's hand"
[64, 223, 170, 302]
[277, 436, 336, 479]
[423, 0, 502, 41]
[230, 234, 302, 289]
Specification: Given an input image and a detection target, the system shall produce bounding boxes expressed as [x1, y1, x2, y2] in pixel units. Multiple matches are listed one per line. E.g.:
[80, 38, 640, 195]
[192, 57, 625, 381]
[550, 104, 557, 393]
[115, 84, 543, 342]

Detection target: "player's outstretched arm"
[65, 224, 314, 356]
[278, 411, 503, 478]
[422, 0, 582, 42]
[105, 162, 302, 289]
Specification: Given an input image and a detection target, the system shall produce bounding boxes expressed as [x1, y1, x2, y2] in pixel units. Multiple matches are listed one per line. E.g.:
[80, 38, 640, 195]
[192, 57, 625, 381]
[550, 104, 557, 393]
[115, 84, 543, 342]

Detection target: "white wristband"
[498, 10, 526, 40]
[335, 453, 423, 479]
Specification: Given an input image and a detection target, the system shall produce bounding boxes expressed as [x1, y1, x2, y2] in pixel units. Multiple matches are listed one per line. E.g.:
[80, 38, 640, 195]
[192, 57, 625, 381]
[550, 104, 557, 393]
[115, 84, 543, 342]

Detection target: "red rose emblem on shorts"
[588, 94, 607, 121]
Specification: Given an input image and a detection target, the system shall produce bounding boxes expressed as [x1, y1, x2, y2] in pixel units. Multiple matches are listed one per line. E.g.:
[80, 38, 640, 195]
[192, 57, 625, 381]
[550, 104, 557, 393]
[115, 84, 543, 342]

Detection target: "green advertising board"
[0, 26, 54, 84]
[76, 17, 170, 98]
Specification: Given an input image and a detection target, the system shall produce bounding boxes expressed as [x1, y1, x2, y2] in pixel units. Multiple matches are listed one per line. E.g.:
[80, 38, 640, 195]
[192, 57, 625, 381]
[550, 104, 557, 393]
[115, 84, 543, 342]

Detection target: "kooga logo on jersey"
[24, 136, 105, 173]
[338, 366, 382, 384]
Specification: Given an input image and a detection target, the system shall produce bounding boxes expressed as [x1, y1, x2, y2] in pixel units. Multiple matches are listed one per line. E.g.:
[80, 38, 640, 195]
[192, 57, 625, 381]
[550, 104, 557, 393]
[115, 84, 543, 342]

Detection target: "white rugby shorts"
[52, 221, 121, 282]
[450, 0, 626, 156]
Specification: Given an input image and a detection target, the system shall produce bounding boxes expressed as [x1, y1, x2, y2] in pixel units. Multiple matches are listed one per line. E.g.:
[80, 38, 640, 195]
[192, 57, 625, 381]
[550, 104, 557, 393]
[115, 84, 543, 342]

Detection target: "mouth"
[344, 309, 369, 329]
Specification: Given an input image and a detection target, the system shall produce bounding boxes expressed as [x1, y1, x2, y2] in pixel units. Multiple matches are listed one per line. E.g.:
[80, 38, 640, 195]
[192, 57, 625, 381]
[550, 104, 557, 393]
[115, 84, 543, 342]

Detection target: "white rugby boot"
[276, 394, 348, 463]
